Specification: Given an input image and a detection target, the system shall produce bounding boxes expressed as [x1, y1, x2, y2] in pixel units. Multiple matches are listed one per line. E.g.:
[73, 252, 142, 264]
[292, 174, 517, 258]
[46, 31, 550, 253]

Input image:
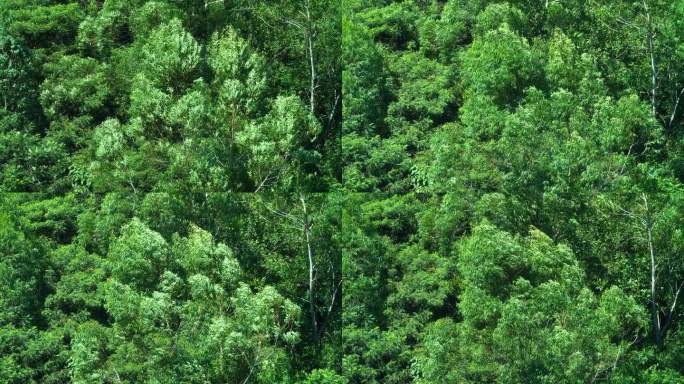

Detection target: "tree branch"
[668, 87, 684, 129]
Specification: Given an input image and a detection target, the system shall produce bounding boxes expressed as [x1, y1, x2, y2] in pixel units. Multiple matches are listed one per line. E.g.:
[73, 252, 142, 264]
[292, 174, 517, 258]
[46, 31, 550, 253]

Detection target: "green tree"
[414, 223, 647, 383]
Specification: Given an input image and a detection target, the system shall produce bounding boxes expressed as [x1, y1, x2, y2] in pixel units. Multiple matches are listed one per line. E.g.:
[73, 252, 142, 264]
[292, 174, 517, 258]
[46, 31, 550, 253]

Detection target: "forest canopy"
[341, 0, 684, 382]
[2, 0, 684, 383]
[1, 0, 342, 382]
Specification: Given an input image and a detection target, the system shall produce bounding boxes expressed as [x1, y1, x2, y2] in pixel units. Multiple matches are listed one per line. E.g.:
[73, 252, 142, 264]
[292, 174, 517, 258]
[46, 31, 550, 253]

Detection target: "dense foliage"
[342, 0, 684, 383]
[1, 0, 342, 382]
[2, 0, 684, 383]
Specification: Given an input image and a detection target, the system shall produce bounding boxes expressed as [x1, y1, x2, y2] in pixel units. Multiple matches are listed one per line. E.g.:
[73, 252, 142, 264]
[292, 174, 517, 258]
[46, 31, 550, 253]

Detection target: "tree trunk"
[300, 193, 317, 339]
[647, 218, 660, 345]
[305, 0, 316, 115]
[643, 0, 658, 120]
[642, 194, 661, 345]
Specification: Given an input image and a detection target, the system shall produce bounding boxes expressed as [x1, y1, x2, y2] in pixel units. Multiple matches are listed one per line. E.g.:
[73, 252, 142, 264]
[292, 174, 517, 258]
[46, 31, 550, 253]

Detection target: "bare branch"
[660, 281, 684, 340]
[668, 87, 684, 129]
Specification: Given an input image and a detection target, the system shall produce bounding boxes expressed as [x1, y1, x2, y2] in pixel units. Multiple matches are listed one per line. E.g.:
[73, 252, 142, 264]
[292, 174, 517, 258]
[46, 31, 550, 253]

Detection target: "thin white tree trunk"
[305, 0, 316, 114]
[300, 193, 317, 338]
[642, 193, 661, 345]
[643, 0, 658, 120]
